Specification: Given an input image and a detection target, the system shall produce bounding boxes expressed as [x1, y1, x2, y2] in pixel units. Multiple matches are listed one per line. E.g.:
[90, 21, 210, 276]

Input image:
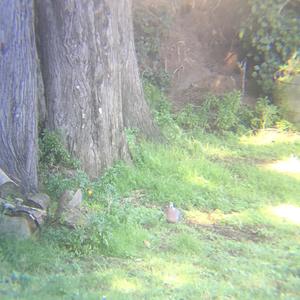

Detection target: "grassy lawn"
[1, 129, 300, 299]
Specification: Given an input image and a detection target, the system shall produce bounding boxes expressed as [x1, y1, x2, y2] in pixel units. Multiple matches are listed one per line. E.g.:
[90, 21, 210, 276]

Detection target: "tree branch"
[278, 0, 291, 15]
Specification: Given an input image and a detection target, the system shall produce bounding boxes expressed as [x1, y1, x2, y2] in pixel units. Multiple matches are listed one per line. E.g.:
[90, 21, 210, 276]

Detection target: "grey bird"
[165, 202, 182, 223]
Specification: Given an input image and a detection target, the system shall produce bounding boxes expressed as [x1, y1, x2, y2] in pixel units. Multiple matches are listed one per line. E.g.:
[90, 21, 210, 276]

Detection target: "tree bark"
[119, 0, 159, 137]
[36, 0, 157, 178]
[0, 0, 38, 193]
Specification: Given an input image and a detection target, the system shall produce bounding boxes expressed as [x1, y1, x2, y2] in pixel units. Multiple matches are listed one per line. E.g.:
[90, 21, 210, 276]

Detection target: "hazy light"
[112, 278, 140, 293]
[185, 209, 224, 225]
[240, 129, 300, 146]
[265, 155, 300, 174]
[270, 204, 300, 225]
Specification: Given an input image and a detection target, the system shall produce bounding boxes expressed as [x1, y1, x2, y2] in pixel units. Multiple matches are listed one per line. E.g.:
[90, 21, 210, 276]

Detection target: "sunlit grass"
[240, 129, 300, 146]
[1, 129, 300, 299]
[261, 155, 300, 182]
[111, 277, 142, 293]
[269, 204, 300, 225]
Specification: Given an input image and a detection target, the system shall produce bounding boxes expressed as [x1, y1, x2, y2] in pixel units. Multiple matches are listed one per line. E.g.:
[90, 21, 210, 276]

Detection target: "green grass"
[1, 129, 300, 299]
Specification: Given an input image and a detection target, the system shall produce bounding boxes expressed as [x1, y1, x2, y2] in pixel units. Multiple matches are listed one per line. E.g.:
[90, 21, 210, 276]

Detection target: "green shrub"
[175, 91, 285, 133]
[251, 97, 279, 129]
[276, 119, 296, 132]
[43, 170, 90, 200]
[143, 80, 175, 129]
[176, 104, 204, 130]
[39, 130, 79, 169]
[216, 91, 242, 131]
[38, 130, 89, 200]
[42, 215, 111, 256]
[176, 91, 247, 133]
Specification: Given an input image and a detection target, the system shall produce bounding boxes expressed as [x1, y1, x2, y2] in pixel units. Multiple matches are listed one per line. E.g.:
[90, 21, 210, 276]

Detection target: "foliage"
[251, 97, 280, 129]
[176, 91, 250, 133]
[175, 104, 204, 130]
[39, 130, 79, 169]
[144, 86, 251, 136]
[175, 91, 286, 133]
[42, 214, 112, 256]
[38, 130, 89, 201]
[215, 91, 243, 131]
[276, 119, 297, 132]
[239, 0, 300, 94]
[143, 80, 173, 127]
[42, 169, 90, 200]
[143, 80, 185, 142]
[275, 52, 300, 85]
[134, 5, 171, 90]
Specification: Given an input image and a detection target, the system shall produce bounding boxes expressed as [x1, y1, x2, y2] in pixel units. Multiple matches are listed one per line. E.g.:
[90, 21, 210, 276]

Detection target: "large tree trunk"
[119, 0, 158, 137]
[36, 0, 157, 178]
[0, 0, 38, 193]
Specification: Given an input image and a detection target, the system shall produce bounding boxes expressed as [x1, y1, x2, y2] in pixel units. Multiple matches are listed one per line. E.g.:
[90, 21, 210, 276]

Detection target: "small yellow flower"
[143, 240, 151, 248]
[87, 190, 93, 197]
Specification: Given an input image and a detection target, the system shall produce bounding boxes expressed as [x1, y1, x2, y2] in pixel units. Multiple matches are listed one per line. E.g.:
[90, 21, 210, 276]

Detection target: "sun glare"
[264, 155, 300, 175]
[112, 278, 140, 293]
[270, 204, 300, 225]
[240, 129, 300, 146]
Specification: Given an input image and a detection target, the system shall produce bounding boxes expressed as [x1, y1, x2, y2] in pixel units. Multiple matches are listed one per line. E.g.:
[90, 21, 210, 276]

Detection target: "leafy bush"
[43, 170, 90, 200]
[38, 130, 89, 200]
[276, 119, 296, 132]
[42, 213, 113, 256]
[176, 91, 248, 133]
[126, 129, 145, 165]
[239, 0, 300, 94]
[143, 80, 174, 127]
[176, 91, 283, 133]
[251, 97, 280, 129]
[215, 91, 243, 131]
[175, 104, 204, 130]
[39, 130, 79, 169]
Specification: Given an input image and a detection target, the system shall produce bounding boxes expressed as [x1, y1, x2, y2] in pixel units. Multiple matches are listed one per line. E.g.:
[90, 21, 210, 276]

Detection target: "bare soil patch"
[193, 224, 267, 243]
[134, 0, 250, 110]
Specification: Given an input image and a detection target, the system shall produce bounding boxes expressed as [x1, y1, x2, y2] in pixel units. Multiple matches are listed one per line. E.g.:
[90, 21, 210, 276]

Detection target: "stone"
[56, 189, 85, 228]
[68, 189, 83, 209]
[1, 197, 47, 226]
[58, 190, 74, 213]
[0, 168, 21, 198]
[18, 206, 47, 227]
[0, 215, 34, 239]
[26, 193, 51, 210]
[0, 168, 14, 186]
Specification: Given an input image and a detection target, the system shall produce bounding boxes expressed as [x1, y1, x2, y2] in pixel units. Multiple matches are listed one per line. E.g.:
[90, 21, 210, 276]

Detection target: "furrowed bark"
[36, 0, 158, 178]
[0, 0, 38, 193]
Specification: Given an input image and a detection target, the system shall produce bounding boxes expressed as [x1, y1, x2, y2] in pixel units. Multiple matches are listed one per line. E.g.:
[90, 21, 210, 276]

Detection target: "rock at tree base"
[56, 189, 86, 228]
[0, 196, 48, 239]
[0, 168, 21, 198]
[26, 193, 51, 210]
[0, 215, 34, 239]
